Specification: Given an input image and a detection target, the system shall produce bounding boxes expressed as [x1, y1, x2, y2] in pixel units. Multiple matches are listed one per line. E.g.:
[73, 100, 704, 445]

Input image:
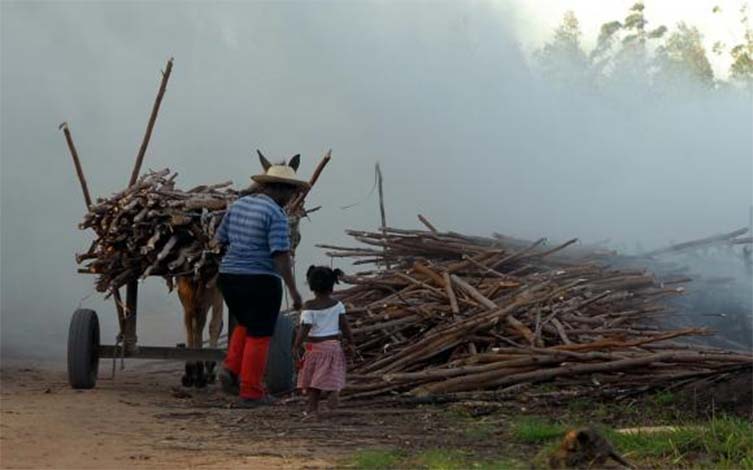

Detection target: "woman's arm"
[273, 252, 302, 309]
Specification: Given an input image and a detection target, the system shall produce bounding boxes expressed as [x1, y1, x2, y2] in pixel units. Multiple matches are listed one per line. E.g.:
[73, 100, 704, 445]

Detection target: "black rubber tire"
[67, 309, 100, 389]
[264, 312, 297, 394]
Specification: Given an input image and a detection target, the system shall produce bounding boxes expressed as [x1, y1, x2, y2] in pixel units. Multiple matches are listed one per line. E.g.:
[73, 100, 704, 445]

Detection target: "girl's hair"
[306, 265, 344, 294]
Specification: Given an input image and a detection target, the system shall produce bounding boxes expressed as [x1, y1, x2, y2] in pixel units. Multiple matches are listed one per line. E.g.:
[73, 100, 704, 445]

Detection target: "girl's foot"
[301, 410, 319, 421]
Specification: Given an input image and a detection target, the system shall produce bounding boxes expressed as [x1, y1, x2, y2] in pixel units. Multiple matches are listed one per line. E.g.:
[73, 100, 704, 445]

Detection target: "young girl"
[294, 265, 355, 417]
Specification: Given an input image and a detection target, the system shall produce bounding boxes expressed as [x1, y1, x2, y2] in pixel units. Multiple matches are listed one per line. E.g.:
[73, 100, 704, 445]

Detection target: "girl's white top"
[300, 301, 346, 337]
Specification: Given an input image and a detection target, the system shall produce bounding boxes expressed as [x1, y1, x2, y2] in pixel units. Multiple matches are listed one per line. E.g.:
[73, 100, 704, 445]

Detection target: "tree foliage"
[655, 23, 714, 86]
[729, 4, 753, 87]
[535, 11, 590, 87]
[536, 2, 751, 92]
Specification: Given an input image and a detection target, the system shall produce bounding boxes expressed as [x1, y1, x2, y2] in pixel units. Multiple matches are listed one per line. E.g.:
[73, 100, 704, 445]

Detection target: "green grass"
[350, 449, 403, 470]
[609, 416, 753, 469]
[348, 448, 528, 470]
[347, 412, 753, 470]
[652, 391, 677, 407]
[510, 416, 567, 443]
[411, 449, 469, 469]
[520, 414, 753, 469]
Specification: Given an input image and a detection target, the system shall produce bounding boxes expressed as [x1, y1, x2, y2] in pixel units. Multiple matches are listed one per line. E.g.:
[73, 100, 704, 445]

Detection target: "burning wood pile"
[320, 221, 753, 400]
[76, 169, 236, 292]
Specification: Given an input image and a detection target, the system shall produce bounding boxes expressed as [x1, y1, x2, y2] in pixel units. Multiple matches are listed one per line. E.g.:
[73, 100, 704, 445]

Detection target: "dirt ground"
[0, 359, 495, 470]
[2, 358, 750, 470]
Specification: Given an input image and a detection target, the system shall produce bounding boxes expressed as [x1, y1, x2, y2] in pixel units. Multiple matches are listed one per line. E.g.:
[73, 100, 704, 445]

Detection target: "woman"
[215, 151, 307, 406]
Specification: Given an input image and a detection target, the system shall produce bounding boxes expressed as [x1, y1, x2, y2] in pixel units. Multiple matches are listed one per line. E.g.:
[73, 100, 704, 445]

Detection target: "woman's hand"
[291, 288, 303, 310]
[345, 343, 356, 358]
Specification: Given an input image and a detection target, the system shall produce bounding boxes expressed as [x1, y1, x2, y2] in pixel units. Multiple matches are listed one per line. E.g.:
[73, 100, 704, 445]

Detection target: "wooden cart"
[61, 59, 319, 394]
[67, 279, 297, 392]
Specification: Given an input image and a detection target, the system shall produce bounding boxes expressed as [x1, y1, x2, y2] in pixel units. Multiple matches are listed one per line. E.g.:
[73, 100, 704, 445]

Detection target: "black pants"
[217, 273, 283, 337]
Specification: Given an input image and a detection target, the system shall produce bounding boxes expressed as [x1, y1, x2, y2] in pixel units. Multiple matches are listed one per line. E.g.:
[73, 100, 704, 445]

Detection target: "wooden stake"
[418, 214, 438, 233]
[375, 163, 390, 269]
[288, 149, 332, 212]
[59, 122, 93, 208]
[376, 163, 387, 228]
[129, 58, 174, 187]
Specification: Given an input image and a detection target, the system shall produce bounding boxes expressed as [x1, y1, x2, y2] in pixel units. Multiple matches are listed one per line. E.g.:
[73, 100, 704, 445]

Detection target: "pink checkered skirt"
[297, 340, 347, 392]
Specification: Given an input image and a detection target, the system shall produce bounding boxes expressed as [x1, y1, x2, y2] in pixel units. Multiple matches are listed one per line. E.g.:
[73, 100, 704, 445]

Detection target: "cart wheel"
[265, 312, 296, 394]
[67, 309, 100, 389]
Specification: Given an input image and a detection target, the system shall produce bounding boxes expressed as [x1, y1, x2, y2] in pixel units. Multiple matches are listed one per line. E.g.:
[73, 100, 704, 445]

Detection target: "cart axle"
[99, 345, 225, 361]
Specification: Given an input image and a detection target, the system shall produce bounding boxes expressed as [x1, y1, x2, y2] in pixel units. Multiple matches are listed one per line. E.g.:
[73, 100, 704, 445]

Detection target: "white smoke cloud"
[1, 1, 750, 360]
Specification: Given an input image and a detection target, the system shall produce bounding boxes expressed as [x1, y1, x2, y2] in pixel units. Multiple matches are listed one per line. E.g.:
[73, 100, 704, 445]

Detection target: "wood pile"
[77, 169, 237, 293]
[319, 221, 753, 400]
[77, 151, 330, 295]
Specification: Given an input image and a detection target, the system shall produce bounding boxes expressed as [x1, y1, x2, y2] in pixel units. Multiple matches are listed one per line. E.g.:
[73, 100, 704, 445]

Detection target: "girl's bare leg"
[306, 388, 321, 417]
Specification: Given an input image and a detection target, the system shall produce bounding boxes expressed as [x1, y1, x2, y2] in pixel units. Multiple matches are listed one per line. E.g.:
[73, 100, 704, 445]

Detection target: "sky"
[1, 1, 751, 360]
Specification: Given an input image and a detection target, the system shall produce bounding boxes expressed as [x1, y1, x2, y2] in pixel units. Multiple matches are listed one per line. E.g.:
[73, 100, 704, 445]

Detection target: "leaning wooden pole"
[59, 122, 93, 208]
[644, 227, 749, 256]
[288, 149, 332, 212]
[376, 163, 387, 230]
[376, 163, 390, 269]
[128, 57, 174, 187]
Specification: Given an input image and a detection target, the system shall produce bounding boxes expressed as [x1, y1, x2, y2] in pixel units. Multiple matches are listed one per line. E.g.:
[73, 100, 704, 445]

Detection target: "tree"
[535, 2, 751, 92]
[729, 4, 753, 87]
[535, 11, 591, 87]
[542, 2, 668, 90]
[654, 23, 715, 87]
[605, 2, 668, 89]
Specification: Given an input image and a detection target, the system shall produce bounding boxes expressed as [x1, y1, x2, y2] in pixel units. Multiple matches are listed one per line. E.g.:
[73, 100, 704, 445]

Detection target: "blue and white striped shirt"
[216, 194, 290, 276]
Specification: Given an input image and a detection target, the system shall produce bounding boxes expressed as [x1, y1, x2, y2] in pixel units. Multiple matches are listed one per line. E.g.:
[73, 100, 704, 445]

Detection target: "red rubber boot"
[239, 336, 271, 400]
[220, 325, 247, 395]
[223, 325, 247, 375]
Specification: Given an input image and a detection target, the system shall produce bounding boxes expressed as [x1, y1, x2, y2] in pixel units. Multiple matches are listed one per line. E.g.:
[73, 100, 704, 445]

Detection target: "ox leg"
[193, 309, 209, 388]
[205, 292, 224, 384]
[181, 308, 196, 387]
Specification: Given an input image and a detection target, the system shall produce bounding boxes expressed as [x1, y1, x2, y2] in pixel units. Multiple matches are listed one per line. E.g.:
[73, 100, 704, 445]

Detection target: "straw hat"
[251, 150, 309, 188]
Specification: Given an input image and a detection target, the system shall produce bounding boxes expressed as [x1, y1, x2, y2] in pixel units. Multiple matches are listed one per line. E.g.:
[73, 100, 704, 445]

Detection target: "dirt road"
[0, 360, 339, 469]
[0, 360, 478, 470]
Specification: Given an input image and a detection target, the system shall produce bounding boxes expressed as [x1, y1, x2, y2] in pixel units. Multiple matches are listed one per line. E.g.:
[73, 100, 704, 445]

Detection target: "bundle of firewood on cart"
[320, 218, 753, 402]
[59, 57, 330, 300]
[76, 154, 330, 295]
[76, 169, 233, 291]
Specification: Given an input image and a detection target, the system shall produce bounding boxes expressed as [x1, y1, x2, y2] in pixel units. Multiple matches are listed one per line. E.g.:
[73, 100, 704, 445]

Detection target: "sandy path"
[0, 360, 332, 469]
[0, 357, 490, 470]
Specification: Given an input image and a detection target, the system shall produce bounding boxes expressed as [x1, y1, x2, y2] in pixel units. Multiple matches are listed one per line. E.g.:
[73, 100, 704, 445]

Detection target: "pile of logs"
[77, 169, 237, 292]
[320, 220, 753, 399]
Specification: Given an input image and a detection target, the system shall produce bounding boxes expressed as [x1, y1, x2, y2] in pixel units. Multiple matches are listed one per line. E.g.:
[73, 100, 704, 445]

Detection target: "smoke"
[1, 2, 751, 360]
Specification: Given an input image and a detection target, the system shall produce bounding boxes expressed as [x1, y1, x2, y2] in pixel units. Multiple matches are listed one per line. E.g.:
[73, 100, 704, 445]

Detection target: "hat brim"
[251, 174, 310, 188]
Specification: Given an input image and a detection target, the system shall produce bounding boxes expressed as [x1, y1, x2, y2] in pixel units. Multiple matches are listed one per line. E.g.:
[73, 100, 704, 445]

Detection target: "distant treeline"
[535, 2, 753, 91]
